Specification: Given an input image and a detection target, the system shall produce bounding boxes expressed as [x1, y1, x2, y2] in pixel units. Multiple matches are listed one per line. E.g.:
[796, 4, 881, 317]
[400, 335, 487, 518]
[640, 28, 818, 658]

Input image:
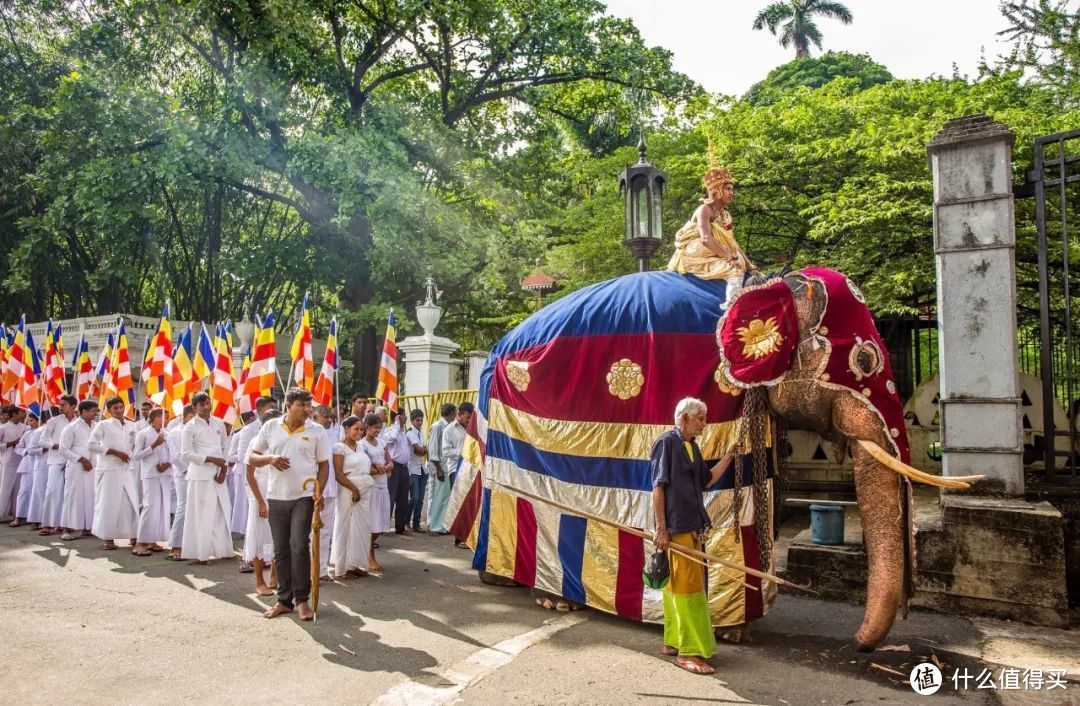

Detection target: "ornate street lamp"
[618, 135, 668, 272]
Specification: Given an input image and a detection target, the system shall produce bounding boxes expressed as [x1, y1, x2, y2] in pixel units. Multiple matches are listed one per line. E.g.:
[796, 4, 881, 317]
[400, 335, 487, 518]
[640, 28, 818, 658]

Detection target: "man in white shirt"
[311, 404, 339, 580]
[39, 395, 77, 535]
[89, 397, 140, 550]
[441, 402, 473, 547]
[247, 387, 329, 621]
[426, 403, 455, 535]
[12, 411, 43, 527]
[59, 400, 98, 540]
[0, 406, 29, 521]
[180, 392, 232, 563]
[133, 408, 172, 555]
[405, 409, 428, 531]
[383, 410, 412, 535]
[166, 404, 194, 560]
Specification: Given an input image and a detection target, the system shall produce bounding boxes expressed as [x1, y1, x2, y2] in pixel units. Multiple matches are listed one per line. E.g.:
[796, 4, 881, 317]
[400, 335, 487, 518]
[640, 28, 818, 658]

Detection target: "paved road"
[0, 526, 1012, 704]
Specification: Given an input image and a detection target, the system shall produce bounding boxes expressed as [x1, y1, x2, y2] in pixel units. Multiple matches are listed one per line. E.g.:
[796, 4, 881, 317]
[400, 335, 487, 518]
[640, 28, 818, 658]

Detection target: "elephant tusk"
[854, 440, 985, 489]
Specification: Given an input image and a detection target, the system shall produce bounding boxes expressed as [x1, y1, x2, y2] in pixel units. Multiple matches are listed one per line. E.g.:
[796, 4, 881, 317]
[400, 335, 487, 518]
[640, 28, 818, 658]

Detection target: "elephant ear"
[717, 280, 799, 389]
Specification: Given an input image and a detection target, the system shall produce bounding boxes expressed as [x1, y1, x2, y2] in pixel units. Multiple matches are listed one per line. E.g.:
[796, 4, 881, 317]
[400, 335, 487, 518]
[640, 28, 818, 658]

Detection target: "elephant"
[448, 266, 980, 652]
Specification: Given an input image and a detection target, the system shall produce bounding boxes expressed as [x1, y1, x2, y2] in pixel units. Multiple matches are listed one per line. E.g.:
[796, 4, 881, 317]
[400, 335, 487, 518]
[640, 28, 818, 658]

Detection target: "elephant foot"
[478, 570, 520, 587]
[531, 588, 584, 612]
[716, 623, 751, 644]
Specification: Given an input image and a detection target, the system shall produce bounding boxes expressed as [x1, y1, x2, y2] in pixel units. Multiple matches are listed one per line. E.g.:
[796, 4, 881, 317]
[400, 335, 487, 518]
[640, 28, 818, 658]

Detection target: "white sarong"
[41, 464, 66, 527]
[137, 474, 172, 544]
[242, 468, 273, 563]
[181, 478, 233, 561]
[61, 463, 95, 531]
[92, 469, 140, 540]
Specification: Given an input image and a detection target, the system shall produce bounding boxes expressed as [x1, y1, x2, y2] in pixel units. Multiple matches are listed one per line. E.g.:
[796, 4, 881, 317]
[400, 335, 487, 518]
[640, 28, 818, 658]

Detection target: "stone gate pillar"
[927, 114, 1024, 495]
[917, 115, 1067, 626]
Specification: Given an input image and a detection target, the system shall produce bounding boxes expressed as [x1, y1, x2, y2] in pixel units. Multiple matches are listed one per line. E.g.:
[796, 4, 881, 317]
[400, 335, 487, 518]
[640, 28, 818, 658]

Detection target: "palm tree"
[752, 0, 854, 59]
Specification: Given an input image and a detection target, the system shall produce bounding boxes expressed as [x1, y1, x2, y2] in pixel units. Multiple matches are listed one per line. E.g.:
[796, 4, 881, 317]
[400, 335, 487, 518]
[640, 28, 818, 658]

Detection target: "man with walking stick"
[651, 397, 736, 676]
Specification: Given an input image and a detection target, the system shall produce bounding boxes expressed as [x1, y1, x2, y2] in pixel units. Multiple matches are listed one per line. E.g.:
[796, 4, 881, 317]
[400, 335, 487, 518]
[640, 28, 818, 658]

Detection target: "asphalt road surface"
[0, 525, 1015, 705]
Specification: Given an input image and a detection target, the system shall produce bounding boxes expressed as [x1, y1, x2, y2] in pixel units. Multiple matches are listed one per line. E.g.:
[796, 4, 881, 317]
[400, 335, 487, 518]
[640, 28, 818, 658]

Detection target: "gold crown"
[703, 136, 733, 191]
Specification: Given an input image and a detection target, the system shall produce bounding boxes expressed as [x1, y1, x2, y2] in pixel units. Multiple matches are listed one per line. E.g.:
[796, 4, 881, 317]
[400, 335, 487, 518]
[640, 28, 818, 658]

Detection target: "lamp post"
[618, 135, 667, 272]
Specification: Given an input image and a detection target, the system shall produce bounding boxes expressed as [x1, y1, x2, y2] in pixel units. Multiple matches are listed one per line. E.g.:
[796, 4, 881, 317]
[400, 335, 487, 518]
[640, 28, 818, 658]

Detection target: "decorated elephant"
[443, 265, 980, 651]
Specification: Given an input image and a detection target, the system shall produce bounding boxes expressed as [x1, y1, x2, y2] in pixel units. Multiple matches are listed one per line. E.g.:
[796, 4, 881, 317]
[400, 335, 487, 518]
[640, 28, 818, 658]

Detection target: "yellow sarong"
[666, 215, 750, 281]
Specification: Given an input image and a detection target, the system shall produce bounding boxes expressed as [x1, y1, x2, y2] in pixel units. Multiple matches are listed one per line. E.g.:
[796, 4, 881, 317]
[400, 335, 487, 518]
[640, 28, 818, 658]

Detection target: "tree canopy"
[0, 0, 1077, 393]
[744, 51, 893, 105]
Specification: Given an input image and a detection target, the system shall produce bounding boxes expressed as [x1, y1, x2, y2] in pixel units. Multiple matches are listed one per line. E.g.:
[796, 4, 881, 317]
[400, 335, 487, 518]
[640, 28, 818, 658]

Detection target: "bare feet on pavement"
[263, 602, 292, 619]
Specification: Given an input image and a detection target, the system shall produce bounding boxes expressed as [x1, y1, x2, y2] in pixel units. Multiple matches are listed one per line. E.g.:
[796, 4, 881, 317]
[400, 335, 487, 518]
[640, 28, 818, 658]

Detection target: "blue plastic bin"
[809, 504, 845, 545]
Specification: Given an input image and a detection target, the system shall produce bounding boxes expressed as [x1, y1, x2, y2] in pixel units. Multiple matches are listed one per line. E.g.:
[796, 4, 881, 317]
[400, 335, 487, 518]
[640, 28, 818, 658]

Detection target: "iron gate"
[1020, 129, 1080, 479]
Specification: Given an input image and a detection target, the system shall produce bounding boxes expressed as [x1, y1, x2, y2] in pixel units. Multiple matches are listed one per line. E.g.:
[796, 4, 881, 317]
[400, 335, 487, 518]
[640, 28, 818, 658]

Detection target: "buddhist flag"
[237, 347, 255, 415]
[73, 334, 94, 401]
[192, 323, 216, 389]
[2, 316, 26, 405]
[143, 304, 174, 406]
[43, 320, 66, 405]
[375, 309, 398, 412]
[54, 322, 65, 375]
[93, 332, 114, 401]
[244, 311, 276, 398]
[106, 320, 135, 418]
[290, 294, 314, 391]
[0, 324, 10, 405]
[211, 323, 237, 427]
[312, 317, 338, 406]
[21, 328, 42, 416]
[171, 324, 194, 416]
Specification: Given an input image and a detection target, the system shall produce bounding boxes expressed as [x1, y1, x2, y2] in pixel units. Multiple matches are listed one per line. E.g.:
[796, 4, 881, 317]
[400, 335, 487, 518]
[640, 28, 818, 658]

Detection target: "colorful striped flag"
[106, 320, 135, 418]
[73, 334, 94, 401]
[43, 320, 66, 405]
[93, 332, 114, 402]
[171, 324, 194, 417]
[54, 322, 65, 375]
[236, 347, 254, 415]
[243, 311, 276, 397]
[375, 309, 398, 412]
[312, 316, 338, 406]
[2, 316, 26, 405]
[143, 304, 174, 406]
[21, 328, 42, 417]
[211, 323, 237, 427]
[192, 322, 216, 390]
[290, 294, 314, 391]
[0, 324, 10, 405]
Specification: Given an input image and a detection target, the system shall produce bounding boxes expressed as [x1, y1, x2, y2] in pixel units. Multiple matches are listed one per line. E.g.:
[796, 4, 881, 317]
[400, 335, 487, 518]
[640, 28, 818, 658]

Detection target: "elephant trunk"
[851, 441, 906, 651]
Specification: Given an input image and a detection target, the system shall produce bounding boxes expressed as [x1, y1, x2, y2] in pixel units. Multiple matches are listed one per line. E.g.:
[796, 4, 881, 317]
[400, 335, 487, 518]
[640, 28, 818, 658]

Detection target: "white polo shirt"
[246, 417, 331, 502]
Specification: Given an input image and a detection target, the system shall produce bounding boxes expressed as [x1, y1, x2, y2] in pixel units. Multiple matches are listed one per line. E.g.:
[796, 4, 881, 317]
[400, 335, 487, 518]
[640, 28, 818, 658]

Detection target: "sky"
[603, 0, 1016, 96]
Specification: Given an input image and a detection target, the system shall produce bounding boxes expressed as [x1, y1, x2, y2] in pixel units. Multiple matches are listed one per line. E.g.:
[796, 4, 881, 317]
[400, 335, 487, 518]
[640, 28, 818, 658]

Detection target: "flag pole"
[333, 317, 342, 429]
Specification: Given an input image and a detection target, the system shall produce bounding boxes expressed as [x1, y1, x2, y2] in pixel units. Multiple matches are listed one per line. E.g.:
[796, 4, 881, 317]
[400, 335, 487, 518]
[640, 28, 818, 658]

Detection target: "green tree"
[752, 0, 854, 59]
[744, 51, 892, 105]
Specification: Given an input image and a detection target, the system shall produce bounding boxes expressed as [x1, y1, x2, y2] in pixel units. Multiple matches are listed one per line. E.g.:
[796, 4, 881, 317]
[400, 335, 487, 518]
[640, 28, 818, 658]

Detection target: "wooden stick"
[493, 481, 812, 594]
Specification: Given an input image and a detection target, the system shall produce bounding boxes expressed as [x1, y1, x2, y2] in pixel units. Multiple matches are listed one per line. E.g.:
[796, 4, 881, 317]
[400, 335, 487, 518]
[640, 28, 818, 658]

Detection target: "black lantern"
[618, 135, 668, 272]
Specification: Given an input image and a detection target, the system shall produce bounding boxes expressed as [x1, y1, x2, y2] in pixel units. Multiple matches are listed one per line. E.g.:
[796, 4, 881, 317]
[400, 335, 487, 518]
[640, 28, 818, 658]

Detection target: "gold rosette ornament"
[737, 317, 784, 360]
[607, 358, 644, 400]
[505, 361, 530, 392]
[714, 363, 743, 396]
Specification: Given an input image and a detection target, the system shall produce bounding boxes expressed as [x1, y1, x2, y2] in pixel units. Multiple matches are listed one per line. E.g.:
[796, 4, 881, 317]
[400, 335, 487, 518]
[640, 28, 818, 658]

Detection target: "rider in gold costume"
[666, 147, 753, 298]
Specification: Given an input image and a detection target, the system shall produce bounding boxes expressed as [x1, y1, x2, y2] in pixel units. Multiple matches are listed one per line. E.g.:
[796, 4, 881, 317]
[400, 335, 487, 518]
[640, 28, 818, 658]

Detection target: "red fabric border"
[513, 498, 538, 586]
[615, 531, 646, 621]
[740, 524, 764, 622]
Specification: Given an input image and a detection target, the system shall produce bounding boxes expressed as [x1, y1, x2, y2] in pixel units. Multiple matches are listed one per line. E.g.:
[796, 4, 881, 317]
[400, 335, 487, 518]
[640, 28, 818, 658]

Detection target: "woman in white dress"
[360, 414, 393, 572]
[330, 416, 374, 578]
[243, 410, 279, 596]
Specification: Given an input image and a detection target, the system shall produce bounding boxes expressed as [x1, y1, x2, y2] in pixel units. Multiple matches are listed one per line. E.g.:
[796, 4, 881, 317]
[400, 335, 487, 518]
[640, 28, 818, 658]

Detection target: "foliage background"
[0, 0, 1077, 392]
